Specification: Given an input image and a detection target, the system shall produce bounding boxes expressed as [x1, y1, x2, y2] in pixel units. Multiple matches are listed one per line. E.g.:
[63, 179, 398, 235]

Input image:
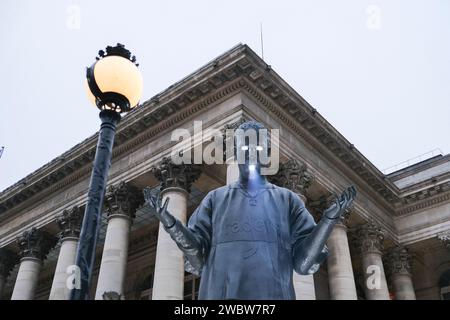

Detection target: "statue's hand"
[323, 186, 356, 220]
[143, 187, 176, 228]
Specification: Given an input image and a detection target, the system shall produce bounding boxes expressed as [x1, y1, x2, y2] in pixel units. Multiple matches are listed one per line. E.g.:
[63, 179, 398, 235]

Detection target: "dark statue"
[144, 121, 356, 299]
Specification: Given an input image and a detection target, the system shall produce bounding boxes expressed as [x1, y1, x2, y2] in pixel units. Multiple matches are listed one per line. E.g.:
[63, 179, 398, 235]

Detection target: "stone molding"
[1, 44, 449, 220]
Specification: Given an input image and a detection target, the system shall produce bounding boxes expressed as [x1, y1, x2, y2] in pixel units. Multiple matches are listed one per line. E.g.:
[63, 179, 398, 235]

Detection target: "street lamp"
[70, 43, 143, 300]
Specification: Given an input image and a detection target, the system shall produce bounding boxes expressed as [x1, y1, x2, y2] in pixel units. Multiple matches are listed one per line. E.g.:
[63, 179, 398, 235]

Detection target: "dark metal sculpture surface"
[144, 121, 356, 299]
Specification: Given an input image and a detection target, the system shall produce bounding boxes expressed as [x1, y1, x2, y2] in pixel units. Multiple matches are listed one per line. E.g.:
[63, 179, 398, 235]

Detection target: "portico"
[0, 45, 449, 300]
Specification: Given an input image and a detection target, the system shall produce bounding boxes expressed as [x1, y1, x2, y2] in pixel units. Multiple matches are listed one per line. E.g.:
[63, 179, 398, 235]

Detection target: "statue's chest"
[211, 190, 289, 244]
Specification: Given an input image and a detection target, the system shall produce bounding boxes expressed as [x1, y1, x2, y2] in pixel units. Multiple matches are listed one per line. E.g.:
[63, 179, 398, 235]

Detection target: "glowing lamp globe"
[85, 43, 143, 113]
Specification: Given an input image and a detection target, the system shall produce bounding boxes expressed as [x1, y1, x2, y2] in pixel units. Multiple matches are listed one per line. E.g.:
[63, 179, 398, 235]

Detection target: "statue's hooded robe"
[183, 180, 317, 300]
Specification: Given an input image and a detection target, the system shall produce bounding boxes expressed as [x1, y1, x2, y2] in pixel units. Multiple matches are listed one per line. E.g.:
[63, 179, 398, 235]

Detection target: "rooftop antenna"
[260, 22, 265, 60]
[0, 146, 4, 159]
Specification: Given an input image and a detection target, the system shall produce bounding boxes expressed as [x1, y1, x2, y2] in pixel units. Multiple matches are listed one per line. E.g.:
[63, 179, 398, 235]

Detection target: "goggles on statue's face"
[234, 128, 270, 167]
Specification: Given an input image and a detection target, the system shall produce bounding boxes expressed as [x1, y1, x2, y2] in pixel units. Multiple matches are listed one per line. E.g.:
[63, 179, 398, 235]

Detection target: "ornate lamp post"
[70, 43, 143, 300]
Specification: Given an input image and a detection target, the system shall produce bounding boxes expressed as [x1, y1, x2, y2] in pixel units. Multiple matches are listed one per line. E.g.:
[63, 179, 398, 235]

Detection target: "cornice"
[396, 190, 450, 216]
[0, 84, 246, 246]
[1, 44, 449, 220]
[0, 77, 245, 217]
[387, 154, 450, 182]
[238, 79, 397, 214]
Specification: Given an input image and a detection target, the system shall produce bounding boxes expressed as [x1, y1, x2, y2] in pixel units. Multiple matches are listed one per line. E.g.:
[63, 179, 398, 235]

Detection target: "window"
[184, 272, 200, 300]
[140, 288, 152, 300]
[137, 272, 154, 300]
[438, 269, 450, 300]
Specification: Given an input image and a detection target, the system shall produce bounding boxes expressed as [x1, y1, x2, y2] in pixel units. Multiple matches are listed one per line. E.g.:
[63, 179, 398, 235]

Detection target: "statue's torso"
[196, 182, 310, 300]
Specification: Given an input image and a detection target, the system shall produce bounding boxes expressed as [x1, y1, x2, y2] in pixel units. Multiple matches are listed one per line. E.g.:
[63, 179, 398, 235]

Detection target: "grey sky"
[1, 0, 449, 191]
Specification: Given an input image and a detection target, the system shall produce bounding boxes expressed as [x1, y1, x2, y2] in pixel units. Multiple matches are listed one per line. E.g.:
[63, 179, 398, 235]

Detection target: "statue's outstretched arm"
[293, 186, 356, 275]
[143, 187, 208, 272]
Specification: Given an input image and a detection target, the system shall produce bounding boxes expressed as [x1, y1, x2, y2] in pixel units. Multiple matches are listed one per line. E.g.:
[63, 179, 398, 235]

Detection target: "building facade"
[0, 44, 449, 300]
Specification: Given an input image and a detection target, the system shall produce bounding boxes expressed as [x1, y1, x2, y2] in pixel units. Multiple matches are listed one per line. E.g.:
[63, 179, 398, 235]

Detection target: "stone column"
[292, 272, 316, 300]
[293, 193, 316, 300]
[95, 182, 143, 299]
[320, 201, 358, 300]
[226, 163, 239, 184]
[437, 232, 450, 299]
[385, 246, 416, 300]
[151, 157, 201, 300]
[0, 248, 18, 299]
[355, 222, 390, 300]
[223, 118, 245, 185]
[269, 159, 316, 300]
[49, 206, 83, 300]
[11, 228, 56, 300]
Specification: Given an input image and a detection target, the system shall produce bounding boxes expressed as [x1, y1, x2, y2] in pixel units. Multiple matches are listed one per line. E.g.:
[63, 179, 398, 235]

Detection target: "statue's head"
[234, 120, 269, 181]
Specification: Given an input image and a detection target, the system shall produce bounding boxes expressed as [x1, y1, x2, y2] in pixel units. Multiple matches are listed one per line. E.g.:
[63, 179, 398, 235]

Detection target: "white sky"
[1, 0, 449, 191]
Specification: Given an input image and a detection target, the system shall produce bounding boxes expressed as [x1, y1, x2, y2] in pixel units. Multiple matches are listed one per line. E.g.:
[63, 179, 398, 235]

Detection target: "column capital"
[104, 181, 144, 220]
[354, 221, 384, 254]
[102, 291, 125, 300]
[437, 231, 450, 251]
[385, 246, 413, 276]
[151, 157, 202, 193]
[16, 228, 57, 261]
[0, 248, 18, 278]
[308, 196, 330, 223]
[56, 206, 84, 240]
[308, 195, 352, 226]
[269, 159, 314, 196]
[338, 206, 353, 227]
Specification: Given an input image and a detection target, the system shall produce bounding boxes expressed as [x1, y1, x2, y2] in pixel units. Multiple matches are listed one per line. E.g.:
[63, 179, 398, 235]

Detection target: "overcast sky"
[1, 0, 449, 191]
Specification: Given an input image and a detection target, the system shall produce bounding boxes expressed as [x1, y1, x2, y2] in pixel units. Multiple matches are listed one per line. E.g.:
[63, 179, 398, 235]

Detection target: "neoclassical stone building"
[0, 44, 449, 300]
